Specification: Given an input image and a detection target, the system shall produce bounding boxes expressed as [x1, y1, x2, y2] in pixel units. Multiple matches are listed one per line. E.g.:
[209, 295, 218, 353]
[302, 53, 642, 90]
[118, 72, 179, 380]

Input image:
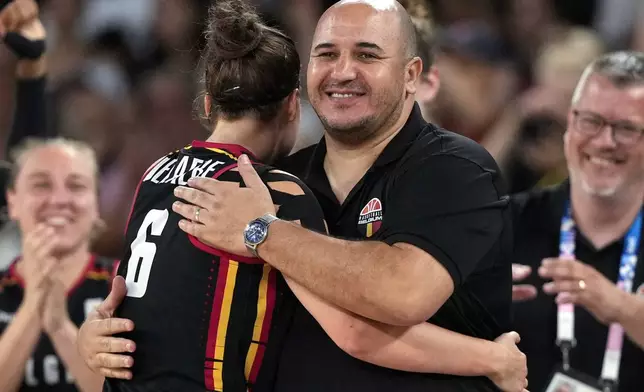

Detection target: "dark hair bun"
[207, 0, 264, 60]
[201, 0, 300, 121]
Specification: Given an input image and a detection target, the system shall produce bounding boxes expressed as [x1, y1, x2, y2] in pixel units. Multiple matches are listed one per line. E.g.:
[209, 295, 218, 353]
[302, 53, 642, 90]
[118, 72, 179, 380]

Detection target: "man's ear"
[404, 57, 423, 96]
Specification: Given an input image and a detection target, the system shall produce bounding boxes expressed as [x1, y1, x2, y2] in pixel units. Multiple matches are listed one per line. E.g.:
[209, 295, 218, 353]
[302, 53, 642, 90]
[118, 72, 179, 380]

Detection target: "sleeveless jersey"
[0, 255, 113, 391]
[105, 141, 325, 392]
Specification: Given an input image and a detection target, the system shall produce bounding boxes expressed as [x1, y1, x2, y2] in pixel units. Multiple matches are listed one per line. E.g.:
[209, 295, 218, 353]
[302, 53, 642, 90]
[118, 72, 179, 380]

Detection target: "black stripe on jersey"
[255, 172, 297, 183]
[263, 171, 327, 234]
[270, 190, 326, 233]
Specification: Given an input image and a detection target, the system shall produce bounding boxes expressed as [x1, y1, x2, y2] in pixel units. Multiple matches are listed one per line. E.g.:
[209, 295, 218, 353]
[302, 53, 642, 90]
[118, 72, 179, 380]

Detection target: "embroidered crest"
[358, 198, 383, 238]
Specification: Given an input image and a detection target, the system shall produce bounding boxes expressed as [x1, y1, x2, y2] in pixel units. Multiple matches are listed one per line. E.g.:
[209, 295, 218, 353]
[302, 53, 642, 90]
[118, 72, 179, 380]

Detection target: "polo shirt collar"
[372, 102, 427, 168]
[301, 103, 427, 204]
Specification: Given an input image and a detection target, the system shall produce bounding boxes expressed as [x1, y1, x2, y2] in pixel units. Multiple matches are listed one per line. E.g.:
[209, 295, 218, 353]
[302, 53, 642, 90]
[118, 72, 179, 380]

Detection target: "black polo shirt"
[510, 181, 644, 392]
[274, 103, 513, 391]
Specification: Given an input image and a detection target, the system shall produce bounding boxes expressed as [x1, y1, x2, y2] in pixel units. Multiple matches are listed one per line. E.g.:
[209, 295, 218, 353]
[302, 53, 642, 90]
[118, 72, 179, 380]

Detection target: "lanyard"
[557, 201, 642, 391]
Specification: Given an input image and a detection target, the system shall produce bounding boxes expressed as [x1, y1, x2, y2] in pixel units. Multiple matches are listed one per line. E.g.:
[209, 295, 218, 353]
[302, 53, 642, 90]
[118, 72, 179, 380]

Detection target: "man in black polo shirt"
[511, 51, 644, 392]
[170, 1, 517, 391]
[76, 0, 525, 390]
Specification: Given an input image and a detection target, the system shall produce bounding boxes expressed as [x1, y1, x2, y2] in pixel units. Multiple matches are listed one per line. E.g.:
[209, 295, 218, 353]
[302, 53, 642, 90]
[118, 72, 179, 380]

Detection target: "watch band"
[258, 213, 279, 225]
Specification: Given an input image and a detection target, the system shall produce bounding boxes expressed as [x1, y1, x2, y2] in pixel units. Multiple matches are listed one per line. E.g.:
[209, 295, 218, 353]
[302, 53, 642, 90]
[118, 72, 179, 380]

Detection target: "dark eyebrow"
[313, 42, 335, 51]
[356, 42, 384, 53]
[312, 41, 385, 53]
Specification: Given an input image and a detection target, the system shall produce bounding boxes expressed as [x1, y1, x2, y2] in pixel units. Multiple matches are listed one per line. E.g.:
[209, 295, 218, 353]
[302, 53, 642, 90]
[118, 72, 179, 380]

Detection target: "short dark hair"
[397, 0, 436, 70]
[202, 0, 300, 122]
[572, 51, 644, 104]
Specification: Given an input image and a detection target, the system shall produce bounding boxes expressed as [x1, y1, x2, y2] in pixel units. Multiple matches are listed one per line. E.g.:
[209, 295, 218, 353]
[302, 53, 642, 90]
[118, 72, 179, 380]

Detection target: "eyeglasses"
[572, 109, 644, 146]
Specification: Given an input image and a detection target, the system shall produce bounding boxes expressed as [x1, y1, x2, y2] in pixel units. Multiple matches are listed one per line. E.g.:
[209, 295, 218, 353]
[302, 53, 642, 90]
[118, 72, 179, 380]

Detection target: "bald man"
[176, 1, 519, 390]
[77, 1, 526, 391]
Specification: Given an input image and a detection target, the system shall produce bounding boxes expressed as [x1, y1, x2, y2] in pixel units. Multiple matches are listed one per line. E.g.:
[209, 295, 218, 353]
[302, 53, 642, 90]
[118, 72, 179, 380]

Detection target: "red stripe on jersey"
[205, 258, 235, 391]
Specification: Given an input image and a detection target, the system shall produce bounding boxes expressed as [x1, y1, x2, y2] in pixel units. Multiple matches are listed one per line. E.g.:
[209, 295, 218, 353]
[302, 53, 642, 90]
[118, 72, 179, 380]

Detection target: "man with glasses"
[511, 51, 644, 392]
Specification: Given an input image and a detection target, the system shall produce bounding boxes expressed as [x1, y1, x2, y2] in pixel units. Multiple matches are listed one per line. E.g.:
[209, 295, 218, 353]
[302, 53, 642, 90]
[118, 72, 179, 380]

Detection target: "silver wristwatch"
[243, 213, 279, 257]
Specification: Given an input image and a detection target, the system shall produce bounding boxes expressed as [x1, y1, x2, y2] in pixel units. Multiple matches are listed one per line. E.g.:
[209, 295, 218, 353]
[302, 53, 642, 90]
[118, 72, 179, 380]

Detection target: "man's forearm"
[289, 278, 504, 378]
[617, 292, 644, 349]
[260, 220, 449, 326]
[48, 320, 104, 392]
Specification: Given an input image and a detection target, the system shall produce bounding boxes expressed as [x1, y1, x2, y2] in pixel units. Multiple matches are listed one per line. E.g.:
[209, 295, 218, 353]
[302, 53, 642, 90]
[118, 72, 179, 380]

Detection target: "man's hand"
[490, 332, 529, 392]
[512, 264, 537, 302]
[539, 257, 626, 324]
[172, 154, 276, 256]
[77, 276, 136, 380]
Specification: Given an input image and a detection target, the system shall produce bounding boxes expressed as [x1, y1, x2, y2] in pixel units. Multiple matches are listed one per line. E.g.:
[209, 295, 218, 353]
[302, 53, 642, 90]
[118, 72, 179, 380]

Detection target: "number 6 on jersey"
[125, 209, 169, 298]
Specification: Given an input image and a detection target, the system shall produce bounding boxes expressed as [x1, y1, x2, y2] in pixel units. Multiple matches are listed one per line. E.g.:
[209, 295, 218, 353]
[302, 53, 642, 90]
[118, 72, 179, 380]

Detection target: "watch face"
[245, 221, 267, 245]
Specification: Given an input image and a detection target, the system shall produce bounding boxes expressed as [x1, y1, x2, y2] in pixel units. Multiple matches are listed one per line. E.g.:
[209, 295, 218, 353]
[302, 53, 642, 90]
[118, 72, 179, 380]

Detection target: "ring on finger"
[578, 279, 587, 291]
[195, 207, 201, 223]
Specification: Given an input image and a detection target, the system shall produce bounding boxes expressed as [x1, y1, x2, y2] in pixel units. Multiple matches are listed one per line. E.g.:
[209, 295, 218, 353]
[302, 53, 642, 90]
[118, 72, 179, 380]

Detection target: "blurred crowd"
[0, 1, 643, 392]
[0, 0, 642, 260]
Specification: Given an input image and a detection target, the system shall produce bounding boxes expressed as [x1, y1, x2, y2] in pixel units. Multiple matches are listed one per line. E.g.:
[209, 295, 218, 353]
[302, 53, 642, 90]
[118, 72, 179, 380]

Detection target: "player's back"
[105, 142, 307, 392]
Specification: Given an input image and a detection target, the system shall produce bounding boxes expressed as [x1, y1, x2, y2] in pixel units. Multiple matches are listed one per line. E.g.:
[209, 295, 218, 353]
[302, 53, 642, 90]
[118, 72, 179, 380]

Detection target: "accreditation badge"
[545, 367, 603, 392]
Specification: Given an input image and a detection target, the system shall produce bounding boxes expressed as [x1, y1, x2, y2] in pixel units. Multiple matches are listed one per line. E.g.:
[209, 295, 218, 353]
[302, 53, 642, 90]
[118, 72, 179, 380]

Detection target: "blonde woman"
[0, 138, 112, 392]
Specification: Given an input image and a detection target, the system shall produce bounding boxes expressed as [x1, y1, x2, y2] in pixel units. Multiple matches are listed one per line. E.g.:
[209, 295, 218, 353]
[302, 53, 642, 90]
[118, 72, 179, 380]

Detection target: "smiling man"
[511, 51, 644, 392]
[169, 1, 517, 391]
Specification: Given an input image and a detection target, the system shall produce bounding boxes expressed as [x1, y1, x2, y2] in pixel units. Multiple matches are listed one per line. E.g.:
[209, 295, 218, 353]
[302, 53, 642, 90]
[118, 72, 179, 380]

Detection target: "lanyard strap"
[557, 201, 642, 388]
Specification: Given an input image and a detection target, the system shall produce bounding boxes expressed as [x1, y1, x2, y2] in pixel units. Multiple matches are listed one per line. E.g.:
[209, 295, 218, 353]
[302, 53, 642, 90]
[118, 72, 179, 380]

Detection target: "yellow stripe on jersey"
[85, 271, 112, 281]
[206, 148, 237, 161]
[244, 264, 272, 379]
[213, 260, 239, 391]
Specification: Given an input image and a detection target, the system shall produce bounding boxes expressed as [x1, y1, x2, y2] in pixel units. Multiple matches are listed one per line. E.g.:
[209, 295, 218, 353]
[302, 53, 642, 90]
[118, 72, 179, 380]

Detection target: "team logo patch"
[358, 198, 383, 238]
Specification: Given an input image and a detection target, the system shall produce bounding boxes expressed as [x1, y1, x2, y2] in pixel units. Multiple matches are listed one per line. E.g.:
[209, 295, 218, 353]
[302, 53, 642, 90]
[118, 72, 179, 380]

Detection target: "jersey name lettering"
[143, 156, 226, 185]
